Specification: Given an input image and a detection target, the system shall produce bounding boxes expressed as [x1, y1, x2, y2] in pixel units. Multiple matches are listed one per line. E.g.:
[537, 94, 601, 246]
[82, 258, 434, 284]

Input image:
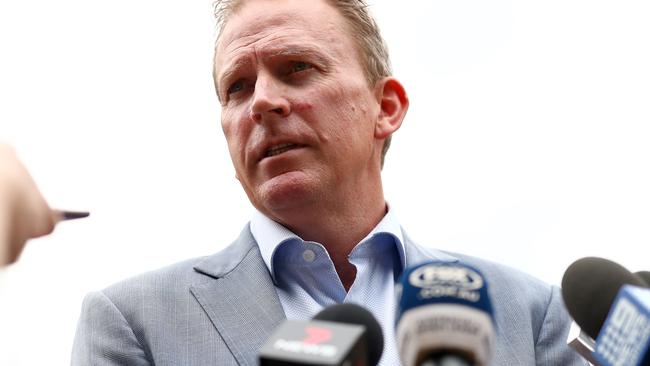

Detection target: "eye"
[289, 61, 313, 74]
[227, 80, 244, 95]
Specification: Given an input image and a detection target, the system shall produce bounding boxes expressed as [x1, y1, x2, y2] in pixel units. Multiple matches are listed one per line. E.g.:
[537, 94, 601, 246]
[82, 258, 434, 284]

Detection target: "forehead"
[215, 0, 353, 72]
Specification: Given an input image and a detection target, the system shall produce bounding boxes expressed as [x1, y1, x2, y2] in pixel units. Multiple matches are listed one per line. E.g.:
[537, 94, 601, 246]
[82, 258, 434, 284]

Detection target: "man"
[70, 0, 585, 365]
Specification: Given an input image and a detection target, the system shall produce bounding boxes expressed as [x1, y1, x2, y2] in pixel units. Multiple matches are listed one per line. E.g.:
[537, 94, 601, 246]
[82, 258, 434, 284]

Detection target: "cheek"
[292, 101, 314, 112]
[220, 109, 236, 137]
[298, 84, 358, 124]
[291, 79, 376, 147]
[221, 111, 252, 160]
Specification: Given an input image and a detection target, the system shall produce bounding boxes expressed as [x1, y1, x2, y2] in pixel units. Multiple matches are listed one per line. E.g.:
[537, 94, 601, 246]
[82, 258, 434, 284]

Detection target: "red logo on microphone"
[303, 327, 332, 345]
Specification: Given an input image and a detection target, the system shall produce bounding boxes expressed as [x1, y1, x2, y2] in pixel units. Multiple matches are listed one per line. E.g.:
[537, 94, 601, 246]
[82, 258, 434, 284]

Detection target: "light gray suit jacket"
[71, 225, 587, 365]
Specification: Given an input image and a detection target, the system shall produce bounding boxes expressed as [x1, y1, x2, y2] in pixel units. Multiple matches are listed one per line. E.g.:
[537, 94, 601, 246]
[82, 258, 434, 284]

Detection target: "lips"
[257, 141, 308, 162]
[265, 143, 299, 158]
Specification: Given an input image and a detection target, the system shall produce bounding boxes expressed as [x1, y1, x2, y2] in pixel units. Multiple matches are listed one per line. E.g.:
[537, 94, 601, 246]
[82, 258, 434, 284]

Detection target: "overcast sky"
[1, 0, 649, 364]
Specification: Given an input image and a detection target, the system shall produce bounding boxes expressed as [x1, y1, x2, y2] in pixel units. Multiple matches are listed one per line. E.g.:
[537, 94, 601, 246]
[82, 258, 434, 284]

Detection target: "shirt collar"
[250, 205, 406, 283]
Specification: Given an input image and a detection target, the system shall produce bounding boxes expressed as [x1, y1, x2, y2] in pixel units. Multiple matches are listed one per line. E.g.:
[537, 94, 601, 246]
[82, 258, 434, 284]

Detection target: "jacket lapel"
[190, 226, 286, 366]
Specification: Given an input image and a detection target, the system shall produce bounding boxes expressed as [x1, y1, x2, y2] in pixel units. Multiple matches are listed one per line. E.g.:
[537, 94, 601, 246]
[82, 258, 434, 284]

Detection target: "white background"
[1, 0, 649, 364]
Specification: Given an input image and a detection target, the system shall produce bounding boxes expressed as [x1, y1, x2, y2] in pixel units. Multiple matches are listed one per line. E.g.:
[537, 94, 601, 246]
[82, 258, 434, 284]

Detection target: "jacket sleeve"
[71, 291, 151, 366]
[535, 286, 590, 366]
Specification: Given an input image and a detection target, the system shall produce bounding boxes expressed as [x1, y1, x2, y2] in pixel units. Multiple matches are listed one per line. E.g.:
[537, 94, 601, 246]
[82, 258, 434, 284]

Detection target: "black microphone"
[561, 257, 646, 340]
[395, 261, 495, 366]
[313, 303, 384, 366]
[635, 271, 650, 287]
[258, 303, 384, 366]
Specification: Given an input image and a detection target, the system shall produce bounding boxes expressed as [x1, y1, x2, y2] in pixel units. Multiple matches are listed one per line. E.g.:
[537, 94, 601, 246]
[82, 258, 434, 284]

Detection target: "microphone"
[635, 271, 650, 287]
[395, 261, 495, 366]
[593, 285, 650, 366]
[566, 321, 600, 365]
[313, 303, 384, 366]
[258, 303, 384, 366]
[561, 257, 646, 340]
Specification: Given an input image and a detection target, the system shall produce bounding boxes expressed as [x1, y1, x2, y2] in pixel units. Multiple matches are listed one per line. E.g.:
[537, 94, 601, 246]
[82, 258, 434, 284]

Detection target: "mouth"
[264, 143, 303, 158]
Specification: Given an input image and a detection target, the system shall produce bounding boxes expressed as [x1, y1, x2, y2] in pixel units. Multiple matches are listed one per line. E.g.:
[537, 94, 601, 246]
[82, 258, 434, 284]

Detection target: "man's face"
[215, 0, 383, 218]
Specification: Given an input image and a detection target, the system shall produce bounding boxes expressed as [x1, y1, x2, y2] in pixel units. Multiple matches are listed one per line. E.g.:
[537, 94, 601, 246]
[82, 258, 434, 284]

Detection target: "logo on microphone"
[303, 327, 332, 344]
[596, 296, 650, 365]
[409, 264, 484, 302]
[273, 326, 338, 358]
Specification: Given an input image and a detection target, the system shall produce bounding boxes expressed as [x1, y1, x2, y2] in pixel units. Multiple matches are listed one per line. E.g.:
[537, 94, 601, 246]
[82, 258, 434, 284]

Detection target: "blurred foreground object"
[0, 143, 88, 266]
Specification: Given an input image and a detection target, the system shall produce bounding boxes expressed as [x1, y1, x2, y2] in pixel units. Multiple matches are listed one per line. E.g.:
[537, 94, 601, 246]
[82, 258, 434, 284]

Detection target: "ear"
[374, 77, 409, 139]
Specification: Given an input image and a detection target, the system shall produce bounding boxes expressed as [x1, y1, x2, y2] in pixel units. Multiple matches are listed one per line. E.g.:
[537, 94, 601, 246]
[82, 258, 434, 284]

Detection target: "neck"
[265, 184, 387, 290]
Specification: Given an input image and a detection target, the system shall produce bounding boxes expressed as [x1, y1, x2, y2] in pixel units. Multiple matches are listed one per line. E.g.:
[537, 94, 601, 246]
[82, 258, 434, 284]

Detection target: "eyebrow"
[217, 57, 253, 96]
[261, 45, 331, 64]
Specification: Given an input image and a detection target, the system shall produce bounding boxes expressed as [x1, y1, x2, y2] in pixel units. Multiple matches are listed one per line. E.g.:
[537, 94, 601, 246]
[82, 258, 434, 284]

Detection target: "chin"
[256, 171, 319, 213]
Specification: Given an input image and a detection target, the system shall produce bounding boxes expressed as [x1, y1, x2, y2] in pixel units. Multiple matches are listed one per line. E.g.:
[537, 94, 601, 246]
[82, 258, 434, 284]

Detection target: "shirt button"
[302, 249, 316, 263]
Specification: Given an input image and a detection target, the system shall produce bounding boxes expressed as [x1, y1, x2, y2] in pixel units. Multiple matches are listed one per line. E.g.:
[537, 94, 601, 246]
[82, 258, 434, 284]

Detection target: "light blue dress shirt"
[250, 208, 406, 366]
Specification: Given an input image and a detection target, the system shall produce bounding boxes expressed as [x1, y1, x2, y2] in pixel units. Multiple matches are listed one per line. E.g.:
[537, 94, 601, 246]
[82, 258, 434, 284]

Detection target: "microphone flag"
[594, 285, 650, 366]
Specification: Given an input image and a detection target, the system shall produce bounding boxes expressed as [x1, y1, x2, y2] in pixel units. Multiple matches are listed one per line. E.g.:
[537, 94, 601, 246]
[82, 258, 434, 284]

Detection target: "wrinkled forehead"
[219, 12, 297, 48]
[214, 0, 350, 71]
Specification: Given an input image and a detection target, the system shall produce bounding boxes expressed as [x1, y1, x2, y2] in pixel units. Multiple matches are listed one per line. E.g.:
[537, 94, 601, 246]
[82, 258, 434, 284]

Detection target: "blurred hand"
[0, 144, 57, 266]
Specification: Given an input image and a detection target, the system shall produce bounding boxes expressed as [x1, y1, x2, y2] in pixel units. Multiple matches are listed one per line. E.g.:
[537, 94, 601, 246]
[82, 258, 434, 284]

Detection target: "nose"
[249, 75, 291, 122]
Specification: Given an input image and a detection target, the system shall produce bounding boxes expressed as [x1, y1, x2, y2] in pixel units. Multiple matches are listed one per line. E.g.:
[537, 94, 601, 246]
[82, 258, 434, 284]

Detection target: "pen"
[56, 210, 90, 221]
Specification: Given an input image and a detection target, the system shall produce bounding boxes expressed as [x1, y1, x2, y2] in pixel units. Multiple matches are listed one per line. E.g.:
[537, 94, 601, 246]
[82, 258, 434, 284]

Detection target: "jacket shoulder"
[448, 252, 553, 301]
[101, 224, 258, 300]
